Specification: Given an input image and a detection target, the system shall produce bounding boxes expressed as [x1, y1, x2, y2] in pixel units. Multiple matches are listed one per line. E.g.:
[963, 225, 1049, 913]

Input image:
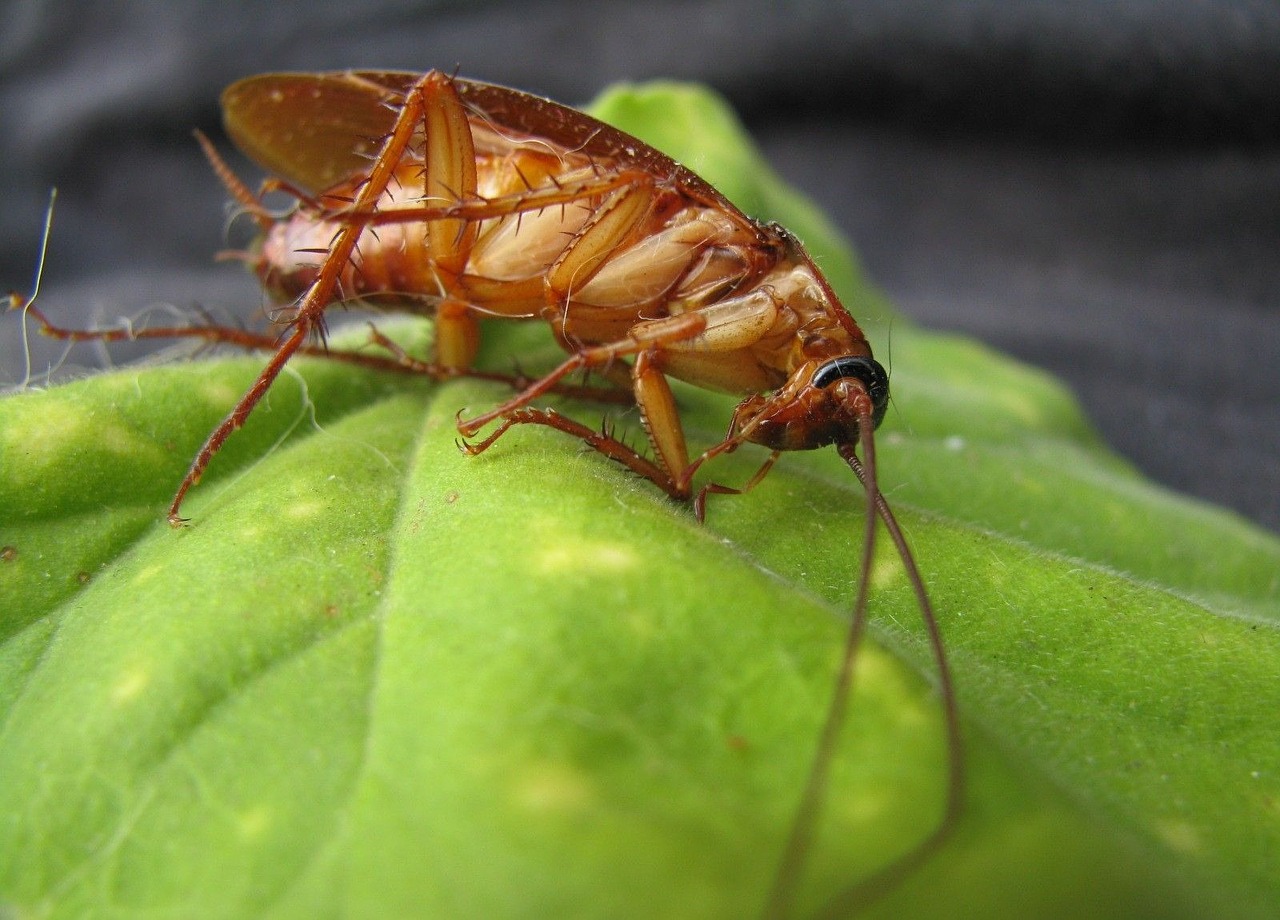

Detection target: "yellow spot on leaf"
[870, 556, 903, 592]
[853, 646, 891, 686]
[237, 804, 272, 839]
[997, 388, 1047, 426]
[536, 541, 638, 575]
[94, 419, 150, 458]
[199, 380, 240, 409]
[3, 398, 164, 487]
[111, 667, 150, 705]
[286, 500, 323, 519]
[7, 401, 91, 464]
[134, 563, 165, 584]
[1155, 819, 1202, 855]
[511, 761, 594, 815]
[830, 786, 892, 829]
[624, 608, 657, 640]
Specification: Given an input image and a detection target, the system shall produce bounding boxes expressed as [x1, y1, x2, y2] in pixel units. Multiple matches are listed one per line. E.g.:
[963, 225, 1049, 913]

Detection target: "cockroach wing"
[222, 73, 403, 194]
[222, 71, 732, 211]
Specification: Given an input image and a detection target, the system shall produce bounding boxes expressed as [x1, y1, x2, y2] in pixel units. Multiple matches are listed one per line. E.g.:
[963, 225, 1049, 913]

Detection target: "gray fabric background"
[3, 0, 1278, 532]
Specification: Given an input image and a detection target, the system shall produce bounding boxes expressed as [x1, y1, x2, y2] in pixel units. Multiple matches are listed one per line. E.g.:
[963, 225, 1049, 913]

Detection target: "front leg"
[459, 340, 697, 501]
[459, 406, 681, 498]
[458, 363, 783, 518]
[455, 312, 707, 438]
[457, 312, 787, 510]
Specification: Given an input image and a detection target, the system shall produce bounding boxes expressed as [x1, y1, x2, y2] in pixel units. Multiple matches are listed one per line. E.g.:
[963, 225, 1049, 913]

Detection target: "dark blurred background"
[3, 0, 1278, 533]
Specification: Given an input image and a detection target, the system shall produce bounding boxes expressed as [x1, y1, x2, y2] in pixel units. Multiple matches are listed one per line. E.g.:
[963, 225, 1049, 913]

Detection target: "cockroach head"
[813, 355, 889, 429]
[731, 355, 889, 452]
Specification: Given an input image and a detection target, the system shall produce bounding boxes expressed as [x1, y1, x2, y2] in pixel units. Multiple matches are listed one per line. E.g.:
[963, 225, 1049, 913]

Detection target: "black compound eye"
[812, 356, 889, 428]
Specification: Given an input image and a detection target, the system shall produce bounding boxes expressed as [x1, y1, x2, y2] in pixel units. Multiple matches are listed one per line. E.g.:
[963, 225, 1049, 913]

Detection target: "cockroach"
[16, 71, 962, 917]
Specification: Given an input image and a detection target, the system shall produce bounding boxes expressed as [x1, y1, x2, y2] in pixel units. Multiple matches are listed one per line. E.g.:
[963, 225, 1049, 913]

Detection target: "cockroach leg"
[432, 298, 481, 370]
[456, 313, 706, 439]
[362, 322, 630, 402]
[196, 130, 326, 223]
[165, 72, 447, 525]
[319, 170, 649, 230]
[458, 406, 676, 494]
[195, 130, 276, 227]
[691, 449, 781, 522]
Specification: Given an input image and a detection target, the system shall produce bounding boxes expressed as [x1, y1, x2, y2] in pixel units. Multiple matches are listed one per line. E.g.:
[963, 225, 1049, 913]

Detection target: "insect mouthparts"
[812, 356, 889, 427]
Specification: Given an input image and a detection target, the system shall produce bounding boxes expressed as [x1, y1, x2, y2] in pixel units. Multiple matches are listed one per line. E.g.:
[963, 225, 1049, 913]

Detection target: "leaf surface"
[2, 82, 1278, 920]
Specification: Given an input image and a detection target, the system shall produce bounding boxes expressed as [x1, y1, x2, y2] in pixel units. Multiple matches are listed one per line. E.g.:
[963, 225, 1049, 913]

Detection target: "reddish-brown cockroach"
[17, 71, 962, 917]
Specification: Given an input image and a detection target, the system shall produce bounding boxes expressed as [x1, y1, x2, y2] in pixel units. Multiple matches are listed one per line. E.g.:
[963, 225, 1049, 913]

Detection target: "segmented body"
[247, 72, 879, 456]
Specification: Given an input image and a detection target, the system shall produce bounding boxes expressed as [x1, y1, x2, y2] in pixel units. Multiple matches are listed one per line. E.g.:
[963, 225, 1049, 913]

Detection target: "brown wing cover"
[222, 70, 731, 213]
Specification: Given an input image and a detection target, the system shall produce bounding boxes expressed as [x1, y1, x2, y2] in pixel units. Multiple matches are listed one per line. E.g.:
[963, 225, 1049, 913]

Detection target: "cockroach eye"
[812, 356, 889, 428]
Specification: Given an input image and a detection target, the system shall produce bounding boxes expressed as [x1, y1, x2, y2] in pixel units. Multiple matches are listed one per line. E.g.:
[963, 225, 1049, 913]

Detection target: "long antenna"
[759, 403, 965, 919]
[758, 404, 881, 920]
[812, 444, 965, 919]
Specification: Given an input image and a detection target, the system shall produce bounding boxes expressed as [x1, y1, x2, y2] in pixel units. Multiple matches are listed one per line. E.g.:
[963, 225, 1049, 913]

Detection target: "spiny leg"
[14, 299, 416, 374]
[195, 129, 279, 226]
[667, 402, 786, 522]
[182, 71, 660, 520]
[315, 169, 651, 231]
[691, 450, 781, 522]
[197, 128, 330, 228]
[459, 407, 677, 496]
[364, 323, 631, 403]
[455, 158, 679, 443]
[459, 375, 785, 518]
[14, 283, 632, 403]
[455, 312, 705, 438]
[165, 71, 459, 525]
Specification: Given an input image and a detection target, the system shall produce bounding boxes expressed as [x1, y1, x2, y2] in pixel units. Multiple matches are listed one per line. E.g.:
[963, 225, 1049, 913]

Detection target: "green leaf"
[2, 82, 1278, 920]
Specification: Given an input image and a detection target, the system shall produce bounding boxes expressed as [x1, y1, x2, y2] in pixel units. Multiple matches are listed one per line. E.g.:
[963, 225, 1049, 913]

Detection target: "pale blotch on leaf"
[284, 499, 324, 519]
[870, 554, 904, 593]
[8, 402, 89, 463]
[236, 804, 273, 839]
[535, 541, 639, 575]
[1155, 819, 1203, 855]
[97, 419, 161, 460]
[236, 524, 266, 542]
[510, 760, 595, 815]
[198, 379, 240, 410]
[1103, 497, 1138, 530]
[623, 608, 658, 641]
[133, 562, 166, 585]
[111, 666, 150, 705]
[7, 402, 154, 475]
[853, 646, 893, 685]
[887, 689, 935, 731]
[827, 784, 896, 831]
[1013, 470, 1049, 498]
[853, 649, 933, 730]
[994, 386, 1049, 427]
